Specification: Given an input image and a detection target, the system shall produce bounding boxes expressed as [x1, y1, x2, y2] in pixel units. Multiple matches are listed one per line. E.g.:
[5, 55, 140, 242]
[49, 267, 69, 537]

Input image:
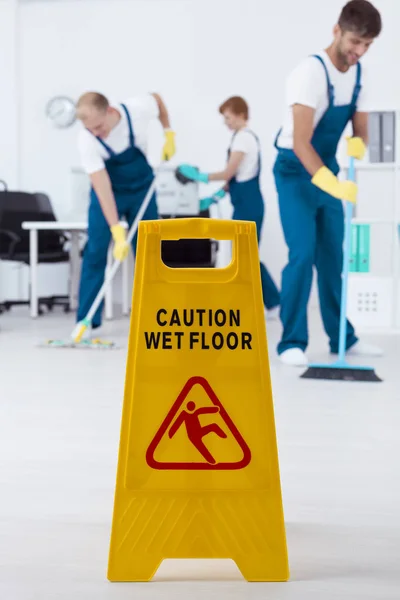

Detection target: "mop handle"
[83, 176, 158, 323]
[338, 157, 355, 361]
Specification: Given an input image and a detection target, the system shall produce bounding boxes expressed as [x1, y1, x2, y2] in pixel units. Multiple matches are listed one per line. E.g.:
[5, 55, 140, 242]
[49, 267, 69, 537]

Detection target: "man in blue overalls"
[273, 0, 383, 366]
[75, 91, 175, 335]
[176, 95, 280, 317]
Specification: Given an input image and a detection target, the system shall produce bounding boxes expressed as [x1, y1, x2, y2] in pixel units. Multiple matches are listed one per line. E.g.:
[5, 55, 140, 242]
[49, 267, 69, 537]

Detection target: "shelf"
[340, 162, 397, 171]
[348, 273, 393, 279]
[342, 109, 400, 329]
[351, 218, 400, 225]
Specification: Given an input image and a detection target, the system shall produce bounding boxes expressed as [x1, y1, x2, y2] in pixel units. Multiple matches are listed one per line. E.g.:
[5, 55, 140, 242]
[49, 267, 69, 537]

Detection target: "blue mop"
[301, 156, 382, 382]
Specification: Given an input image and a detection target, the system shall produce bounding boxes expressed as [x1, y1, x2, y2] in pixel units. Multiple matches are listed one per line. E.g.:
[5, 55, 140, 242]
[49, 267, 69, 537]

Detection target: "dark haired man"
[74, 91, 175, 334]
[273, 0, 383, 366]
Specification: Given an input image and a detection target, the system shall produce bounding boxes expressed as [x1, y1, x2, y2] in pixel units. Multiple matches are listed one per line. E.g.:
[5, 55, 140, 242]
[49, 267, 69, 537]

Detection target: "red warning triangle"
[146, 376, 251, 470]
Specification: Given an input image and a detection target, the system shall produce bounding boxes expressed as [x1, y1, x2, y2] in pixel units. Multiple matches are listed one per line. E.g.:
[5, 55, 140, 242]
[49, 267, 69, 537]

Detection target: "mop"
[43, 176, 158, 349]
[301, 156, 382, 382]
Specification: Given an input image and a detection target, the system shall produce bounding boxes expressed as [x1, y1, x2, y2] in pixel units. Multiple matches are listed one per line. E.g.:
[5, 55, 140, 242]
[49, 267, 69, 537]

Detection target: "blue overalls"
[228, 130, 280, 310]
[273, 55, 361, 354]
[77, 104, 158, 328]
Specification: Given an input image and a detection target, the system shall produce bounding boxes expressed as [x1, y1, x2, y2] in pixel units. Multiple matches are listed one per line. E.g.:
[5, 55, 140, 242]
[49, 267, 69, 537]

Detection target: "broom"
[301, 156, 382, 382]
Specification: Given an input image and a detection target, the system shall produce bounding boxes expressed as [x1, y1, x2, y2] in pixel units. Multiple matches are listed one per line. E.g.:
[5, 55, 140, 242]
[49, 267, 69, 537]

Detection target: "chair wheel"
[44, 299, 55, 311]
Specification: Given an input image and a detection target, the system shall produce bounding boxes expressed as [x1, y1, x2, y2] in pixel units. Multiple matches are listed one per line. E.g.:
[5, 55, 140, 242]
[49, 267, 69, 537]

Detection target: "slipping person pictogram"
[168, 401, 227, 465]
[146, 376, 251, 471]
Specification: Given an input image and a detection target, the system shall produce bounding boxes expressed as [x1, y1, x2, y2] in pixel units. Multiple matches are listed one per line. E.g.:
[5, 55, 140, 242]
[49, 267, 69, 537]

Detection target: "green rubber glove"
[199, 197, 214, 211]
[177, 164, 209, 183]
[199, 188, 226, 211]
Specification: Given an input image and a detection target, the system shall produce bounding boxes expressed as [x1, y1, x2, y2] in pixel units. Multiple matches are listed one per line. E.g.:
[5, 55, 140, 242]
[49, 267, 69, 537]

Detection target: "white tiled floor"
[1, 307, 400, 599]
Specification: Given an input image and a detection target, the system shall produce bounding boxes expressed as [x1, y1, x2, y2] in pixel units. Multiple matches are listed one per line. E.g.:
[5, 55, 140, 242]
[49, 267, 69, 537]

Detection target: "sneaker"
[279, 348, 308, 367]
[266, 306, 280, 321]
[347, 341, 383, 357]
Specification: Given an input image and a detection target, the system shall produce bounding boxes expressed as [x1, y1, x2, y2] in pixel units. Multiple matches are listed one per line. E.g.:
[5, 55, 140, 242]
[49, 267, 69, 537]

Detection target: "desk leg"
[122, 250, 129, 316]
[69, 231, 80, 311]
[30, 229, 38, 318]
[105, 245, 113, 320]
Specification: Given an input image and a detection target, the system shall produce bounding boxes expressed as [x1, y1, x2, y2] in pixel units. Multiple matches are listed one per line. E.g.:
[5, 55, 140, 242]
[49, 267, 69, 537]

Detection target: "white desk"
[21, 221, 130, 319]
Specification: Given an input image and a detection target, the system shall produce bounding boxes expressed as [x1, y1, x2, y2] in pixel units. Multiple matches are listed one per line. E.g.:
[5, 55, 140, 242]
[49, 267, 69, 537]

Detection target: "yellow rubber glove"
[162, 129, 176, 161]
[346, 136, 366, 160]
[110, 224, 129, 262]
[311, 166, 358, 204]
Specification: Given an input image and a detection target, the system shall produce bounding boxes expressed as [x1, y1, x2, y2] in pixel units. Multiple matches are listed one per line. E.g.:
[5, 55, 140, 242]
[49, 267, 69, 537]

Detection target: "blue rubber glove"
[199, 188, 226, 211]
[177, 163, 209, 183]
[199, 197, 214, 211]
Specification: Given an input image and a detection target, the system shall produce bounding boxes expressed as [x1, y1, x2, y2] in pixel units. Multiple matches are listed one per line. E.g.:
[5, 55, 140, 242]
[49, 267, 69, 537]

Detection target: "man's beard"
[336, 42, 350, 68]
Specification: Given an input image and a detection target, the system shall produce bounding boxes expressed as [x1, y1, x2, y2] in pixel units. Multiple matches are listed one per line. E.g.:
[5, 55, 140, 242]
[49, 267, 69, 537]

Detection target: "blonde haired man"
[76, 91, 175, 333]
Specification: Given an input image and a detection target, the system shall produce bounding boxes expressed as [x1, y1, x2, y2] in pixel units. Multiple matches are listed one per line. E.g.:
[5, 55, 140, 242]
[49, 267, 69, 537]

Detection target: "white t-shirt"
[78, 94, 159, 174]
[229, 129, 260, 182]
[276, 50, 370, 149]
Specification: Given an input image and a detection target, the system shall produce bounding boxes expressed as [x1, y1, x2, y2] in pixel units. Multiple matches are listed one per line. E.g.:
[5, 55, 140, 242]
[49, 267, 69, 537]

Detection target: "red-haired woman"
[176, 96, 280, 316]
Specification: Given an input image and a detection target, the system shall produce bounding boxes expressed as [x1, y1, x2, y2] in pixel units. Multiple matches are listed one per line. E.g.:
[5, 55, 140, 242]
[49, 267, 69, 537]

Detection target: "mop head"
[40, 318, 120, 349]
[42, 337, 119, 349]
[301, 364, 382, 382]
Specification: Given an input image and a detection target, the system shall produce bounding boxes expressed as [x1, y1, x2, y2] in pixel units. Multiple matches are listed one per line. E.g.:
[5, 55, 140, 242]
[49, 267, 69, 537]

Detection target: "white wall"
[0, 0, 20, 188]
[8, 0, 400, 297]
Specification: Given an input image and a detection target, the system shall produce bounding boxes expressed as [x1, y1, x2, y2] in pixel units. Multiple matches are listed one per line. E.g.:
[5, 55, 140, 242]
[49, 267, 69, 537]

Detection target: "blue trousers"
[232, 205, 280, 310]
[274, 171, 358, 354]
[77, 187, 158, 328]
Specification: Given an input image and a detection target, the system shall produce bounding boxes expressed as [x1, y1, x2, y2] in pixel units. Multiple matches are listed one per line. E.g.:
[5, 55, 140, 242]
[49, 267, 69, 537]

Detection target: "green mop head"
[41, 317, 120, 349]
[43, 338, 118, 349]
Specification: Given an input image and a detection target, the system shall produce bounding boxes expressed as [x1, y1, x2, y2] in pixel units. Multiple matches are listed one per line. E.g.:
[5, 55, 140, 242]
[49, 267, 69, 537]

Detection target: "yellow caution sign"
[108, 218, 289, 582]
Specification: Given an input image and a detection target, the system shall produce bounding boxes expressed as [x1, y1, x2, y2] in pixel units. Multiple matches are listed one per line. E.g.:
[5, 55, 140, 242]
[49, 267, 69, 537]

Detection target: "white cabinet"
[339, 110, 400, 332]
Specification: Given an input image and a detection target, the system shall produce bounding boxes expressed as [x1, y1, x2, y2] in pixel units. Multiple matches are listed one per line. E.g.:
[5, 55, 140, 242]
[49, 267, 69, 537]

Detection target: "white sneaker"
[347, 341, 383, 357]
[266, 306, 280, 321]
[279, 348, 308, 367]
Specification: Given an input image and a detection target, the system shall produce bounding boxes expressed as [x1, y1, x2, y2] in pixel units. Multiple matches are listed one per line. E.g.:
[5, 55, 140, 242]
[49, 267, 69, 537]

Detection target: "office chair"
[0, 189, 71, 314]
[0, 183, 8, 314]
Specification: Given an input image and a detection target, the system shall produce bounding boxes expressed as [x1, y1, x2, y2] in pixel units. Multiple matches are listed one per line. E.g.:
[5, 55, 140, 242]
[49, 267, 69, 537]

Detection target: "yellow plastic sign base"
[108, 218, 289, 582]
